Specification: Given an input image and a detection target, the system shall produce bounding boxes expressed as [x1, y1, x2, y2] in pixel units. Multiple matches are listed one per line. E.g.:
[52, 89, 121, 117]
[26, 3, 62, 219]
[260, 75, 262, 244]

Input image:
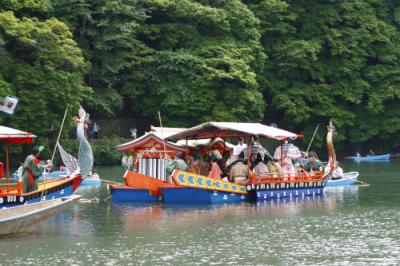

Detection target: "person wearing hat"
[305, 152, 323, 172]
[166, 151, 189, 177]
[229, 152, 250, 184]
[254, 153, 269, 179]
[22, 146, 52, 193]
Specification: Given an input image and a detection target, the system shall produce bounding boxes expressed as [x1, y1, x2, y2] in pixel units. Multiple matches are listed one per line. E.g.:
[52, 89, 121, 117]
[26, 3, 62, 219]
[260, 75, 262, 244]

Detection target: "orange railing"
[0, 181, 22, 195]
[251, 171, 324, 185]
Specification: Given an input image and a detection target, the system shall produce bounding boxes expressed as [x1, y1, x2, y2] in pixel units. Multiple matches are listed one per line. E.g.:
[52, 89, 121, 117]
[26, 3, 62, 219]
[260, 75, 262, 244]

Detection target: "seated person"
[208, 157, 222, 180]
[229, 152, 249, 184]
[324, 161, 344, 179]
[198, 155, 211, 176]
[282, 157, 295, 174]
[253, 153, 269, 179]
[166, 151, 189, 176]
[267, 157, 284, 175]
[304, 152, 323, 172]
[190, 151, 202, 174]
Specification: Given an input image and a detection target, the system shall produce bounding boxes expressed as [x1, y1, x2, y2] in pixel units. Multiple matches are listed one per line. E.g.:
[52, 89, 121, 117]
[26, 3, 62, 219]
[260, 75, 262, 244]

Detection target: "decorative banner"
[0, 96, 19, 115]
[172, 170, 248, 195]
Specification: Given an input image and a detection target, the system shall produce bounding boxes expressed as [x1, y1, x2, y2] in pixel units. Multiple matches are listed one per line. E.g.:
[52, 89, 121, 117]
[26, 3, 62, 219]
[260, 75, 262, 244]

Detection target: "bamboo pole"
[41, 107, 68, 200]
[158, 110, 167, 157]
[6, 142, 9, 193]
[306, 124, 320, 153]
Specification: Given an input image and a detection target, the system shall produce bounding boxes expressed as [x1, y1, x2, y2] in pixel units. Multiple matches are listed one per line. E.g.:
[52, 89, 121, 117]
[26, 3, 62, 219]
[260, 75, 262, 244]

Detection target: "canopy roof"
[166, 122, 302, 142]
[116, 126, 234, 152]
[0, 125, 36, 144]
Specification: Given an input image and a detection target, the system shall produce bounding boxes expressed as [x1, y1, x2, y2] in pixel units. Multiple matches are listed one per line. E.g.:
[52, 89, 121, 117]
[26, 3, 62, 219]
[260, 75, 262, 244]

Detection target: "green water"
[1, 162, 399, 265]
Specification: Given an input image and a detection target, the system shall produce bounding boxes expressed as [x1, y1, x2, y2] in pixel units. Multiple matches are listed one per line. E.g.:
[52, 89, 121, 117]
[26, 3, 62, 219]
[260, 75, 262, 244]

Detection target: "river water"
[0, 162, 399, 265]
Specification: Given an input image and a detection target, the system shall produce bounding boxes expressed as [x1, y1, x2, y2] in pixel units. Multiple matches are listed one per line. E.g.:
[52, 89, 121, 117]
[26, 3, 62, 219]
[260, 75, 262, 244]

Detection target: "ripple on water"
[1, 164, 400, 265]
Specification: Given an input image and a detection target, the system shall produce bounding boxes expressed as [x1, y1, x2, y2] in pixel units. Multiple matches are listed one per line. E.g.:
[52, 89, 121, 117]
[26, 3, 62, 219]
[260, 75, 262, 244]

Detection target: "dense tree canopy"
[0, 0, 90, 137]
[1, 0, 400, 153]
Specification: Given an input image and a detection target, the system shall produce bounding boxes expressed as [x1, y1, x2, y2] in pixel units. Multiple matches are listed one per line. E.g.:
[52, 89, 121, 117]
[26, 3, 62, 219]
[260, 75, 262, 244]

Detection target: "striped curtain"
[138, 158, 167, 181]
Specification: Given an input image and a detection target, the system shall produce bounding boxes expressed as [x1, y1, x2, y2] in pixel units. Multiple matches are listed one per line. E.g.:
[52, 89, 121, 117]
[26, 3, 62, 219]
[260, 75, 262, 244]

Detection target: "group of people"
[165, 137, 330, 185]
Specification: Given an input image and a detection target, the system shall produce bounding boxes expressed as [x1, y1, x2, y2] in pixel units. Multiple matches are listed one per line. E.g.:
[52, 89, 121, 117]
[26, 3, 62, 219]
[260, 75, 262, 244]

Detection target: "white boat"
[326, 172, 359, 187]
[0, 195, 81, 236]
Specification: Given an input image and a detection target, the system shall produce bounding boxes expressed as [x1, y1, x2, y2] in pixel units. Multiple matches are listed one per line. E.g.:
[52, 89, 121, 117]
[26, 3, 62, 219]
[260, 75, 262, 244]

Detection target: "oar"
[306, 124, 320, 153]
[101, 178, 123, 185]
[356, 180, 369, 186]
[40, 107, 69, 200]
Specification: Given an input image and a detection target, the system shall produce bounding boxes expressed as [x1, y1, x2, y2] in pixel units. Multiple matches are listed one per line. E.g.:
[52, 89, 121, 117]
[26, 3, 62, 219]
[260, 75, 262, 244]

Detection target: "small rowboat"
[0, 195, 81, 236]
[351, 154, 390, 162]
[326, 172, 359, 187]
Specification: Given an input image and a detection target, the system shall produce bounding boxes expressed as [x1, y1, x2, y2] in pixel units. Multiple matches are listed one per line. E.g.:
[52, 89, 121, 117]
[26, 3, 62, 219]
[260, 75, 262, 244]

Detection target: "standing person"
[92, 121, 99, 139]
[208, 157, 222, 180]
[229, 152, 250, 184]
[253, 153, 269, 179]
[22, 146, 52, 193]
[304, 152, 323, 172]
[166, 152, 189, 177]
[198, 155, 211, 176]
[227, 137, 247, 166]
[130, 127, 137, 139]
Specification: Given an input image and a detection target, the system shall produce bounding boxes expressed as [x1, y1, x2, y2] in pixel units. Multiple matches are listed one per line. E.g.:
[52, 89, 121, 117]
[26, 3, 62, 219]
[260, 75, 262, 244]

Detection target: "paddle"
[306, 124, 320, 154]
[40, 107, 69, 200]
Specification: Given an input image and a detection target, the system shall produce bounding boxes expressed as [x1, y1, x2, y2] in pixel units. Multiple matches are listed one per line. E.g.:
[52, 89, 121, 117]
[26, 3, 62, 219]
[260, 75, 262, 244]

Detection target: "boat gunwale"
[0, 195, 81, 223]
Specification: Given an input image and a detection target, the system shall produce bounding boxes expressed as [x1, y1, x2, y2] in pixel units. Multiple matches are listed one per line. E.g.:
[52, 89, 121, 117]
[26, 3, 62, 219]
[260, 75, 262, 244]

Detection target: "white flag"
[0, 96, 19, 114]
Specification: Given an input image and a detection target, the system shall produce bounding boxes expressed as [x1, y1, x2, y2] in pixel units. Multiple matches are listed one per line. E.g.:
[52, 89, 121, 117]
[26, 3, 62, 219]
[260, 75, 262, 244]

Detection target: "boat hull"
[110, 185, 159, 203]
[248, 180, 325, 202]
[0, 195, 81, 236]
[351, 154, 390, 162]
[326, 172, 359, 187]
[161, 187, 248, 204]
[0, 175, 82, 207]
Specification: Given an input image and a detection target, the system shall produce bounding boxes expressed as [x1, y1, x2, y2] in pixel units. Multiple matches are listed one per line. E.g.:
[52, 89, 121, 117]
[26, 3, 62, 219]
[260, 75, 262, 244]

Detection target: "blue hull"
[1, 176, 81, 207]
[161, 187, 248, 204]
[351, 154, 390, 162]
[110, 187, 159, 203]
[255, 187, 324, 201]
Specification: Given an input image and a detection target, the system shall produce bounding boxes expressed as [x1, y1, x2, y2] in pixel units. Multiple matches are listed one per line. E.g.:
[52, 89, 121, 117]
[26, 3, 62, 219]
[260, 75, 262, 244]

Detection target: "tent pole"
[6, 142, 9, 193]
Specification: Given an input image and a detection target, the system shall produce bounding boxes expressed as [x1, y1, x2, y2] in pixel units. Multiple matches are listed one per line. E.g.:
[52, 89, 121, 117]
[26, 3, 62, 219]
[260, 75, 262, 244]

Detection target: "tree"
[0, 0, 90, 137]
[122, 0, 266, 126]
[53, 0, 149, 115]
[248, 0, 400, 149]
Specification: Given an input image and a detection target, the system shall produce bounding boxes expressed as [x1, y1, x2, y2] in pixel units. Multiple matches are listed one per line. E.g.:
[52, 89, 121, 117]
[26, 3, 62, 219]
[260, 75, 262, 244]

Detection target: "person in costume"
[229, 152, 250, 184]
[304, 151, 323, 172]
[166, 151, 189, 177]
[22, 146, 52, 193]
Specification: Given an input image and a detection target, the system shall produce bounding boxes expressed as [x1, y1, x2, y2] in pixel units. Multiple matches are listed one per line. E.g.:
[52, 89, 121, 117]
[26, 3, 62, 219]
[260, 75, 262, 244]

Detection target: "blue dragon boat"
[161, 170, 249, 204]
[165, 122, 326, 203]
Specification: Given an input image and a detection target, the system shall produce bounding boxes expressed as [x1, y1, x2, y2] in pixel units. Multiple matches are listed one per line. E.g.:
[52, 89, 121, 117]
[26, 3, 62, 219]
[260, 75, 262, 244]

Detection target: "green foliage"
[0, 2, 90, 139]
[2, 0, 400, 159]
[53, 0, 149, 115]
[124, 0, 266, 125]
[248, 0, 400, 148]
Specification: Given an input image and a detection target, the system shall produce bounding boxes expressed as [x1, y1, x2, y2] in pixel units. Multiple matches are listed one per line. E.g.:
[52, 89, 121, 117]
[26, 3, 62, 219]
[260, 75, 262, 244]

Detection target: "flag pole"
[158, 110, 167, 157]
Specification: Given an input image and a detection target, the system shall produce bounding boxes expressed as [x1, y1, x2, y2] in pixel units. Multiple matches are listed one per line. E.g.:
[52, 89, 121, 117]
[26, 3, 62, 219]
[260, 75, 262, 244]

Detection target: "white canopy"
[166, 122, 302, 142]
[0, 125, 36, 143]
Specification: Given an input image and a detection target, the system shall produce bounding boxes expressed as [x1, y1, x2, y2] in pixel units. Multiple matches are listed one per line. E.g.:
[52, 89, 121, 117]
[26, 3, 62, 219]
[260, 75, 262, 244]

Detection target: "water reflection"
[110, 194, 352, 232]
